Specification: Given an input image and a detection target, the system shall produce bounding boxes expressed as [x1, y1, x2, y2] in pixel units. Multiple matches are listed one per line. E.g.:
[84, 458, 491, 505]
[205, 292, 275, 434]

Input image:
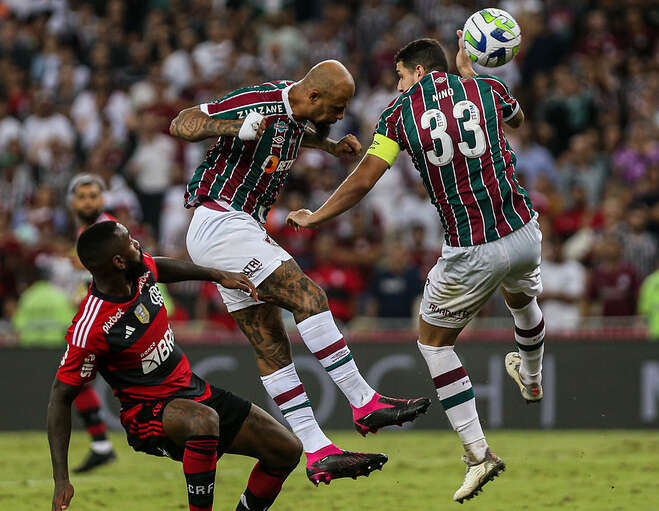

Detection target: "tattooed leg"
[256, 259, 329, 323]
[231, 302, 293, 375]
[232, 301, 337, 457]
[257, 259, 381, 410]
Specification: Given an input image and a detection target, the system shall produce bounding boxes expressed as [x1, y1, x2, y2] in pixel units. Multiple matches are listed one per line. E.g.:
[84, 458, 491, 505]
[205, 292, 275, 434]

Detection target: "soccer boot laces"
[453, 448, 505, 503]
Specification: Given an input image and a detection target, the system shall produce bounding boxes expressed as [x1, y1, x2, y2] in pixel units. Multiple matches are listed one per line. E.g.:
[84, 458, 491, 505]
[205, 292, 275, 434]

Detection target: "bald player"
[67, 173, 118, 472]
[170, 60, 430, 484]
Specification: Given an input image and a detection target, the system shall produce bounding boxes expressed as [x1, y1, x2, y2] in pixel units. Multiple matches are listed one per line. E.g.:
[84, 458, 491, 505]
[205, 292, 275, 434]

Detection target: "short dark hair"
[395, 38, 448, 73]
[77, 220, 119, 270]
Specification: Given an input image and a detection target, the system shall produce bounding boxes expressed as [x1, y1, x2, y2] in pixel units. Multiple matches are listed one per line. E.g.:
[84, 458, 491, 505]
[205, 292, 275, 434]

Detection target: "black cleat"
[73, 449, 117, 473]
[306, 451, 388, 486]
[352, 394, 432, 436]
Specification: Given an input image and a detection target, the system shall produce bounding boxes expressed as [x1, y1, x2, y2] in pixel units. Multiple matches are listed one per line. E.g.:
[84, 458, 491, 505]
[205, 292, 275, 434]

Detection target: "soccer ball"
[462, 8, 521, 67]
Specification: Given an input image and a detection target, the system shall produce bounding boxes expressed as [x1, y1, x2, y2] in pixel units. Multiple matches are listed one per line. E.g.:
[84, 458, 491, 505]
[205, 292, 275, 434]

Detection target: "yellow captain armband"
[366, 133, 400, 167]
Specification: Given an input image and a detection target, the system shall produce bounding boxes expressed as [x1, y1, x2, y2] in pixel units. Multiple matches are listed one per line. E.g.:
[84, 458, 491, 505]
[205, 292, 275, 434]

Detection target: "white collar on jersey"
[281, 82, 297, 119]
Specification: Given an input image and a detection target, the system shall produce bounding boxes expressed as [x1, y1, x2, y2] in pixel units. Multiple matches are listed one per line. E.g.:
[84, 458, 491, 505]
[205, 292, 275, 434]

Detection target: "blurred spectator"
[307, 233, 364, 324]
[507, 122, 558, 193]
[12, 278, 74, 347]
[364, 240, 423, 318]
[585, 235, 640, 317]
[0, 95, 22, 150]
[639, 264, 659, 341]
[620, 206, 657, 280]
[539, 236, 586, 331]
[23, 90, 75, 169]
[125, 109, 176, 238]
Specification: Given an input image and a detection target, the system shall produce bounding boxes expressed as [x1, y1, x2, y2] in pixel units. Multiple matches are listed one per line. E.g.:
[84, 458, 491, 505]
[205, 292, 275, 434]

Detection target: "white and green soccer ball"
[463, 8, 521, 67]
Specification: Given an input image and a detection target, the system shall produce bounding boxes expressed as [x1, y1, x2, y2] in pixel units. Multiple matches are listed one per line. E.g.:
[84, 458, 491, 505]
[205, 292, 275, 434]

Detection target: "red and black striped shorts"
[119, 385, 251, 461]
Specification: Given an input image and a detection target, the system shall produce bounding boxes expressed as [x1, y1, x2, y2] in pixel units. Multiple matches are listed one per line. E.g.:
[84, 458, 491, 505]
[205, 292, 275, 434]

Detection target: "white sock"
[90, 440, 113, 454]
[297, 311, 375, 408]
[261, 363, 332, 453]
[417, 341, 487, 461]
[507, 297, 545, 385]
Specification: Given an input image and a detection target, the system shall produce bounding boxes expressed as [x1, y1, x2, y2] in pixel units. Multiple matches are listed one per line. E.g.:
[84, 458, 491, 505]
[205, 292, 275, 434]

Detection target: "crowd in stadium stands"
[0, 0, 658, 343]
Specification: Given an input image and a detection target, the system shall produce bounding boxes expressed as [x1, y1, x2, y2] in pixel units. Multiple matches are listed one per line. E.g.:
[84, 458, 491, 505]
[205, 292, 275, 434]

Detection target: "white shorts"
[420, 216, 543, 328]
[186, 205, 292, 312]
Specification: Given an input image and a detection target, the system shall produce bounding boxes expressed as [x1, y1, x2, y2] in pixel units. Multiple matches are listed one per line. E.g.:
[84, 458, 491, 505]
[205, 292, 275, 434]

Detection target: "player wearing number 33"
[286, 35, 546, 503]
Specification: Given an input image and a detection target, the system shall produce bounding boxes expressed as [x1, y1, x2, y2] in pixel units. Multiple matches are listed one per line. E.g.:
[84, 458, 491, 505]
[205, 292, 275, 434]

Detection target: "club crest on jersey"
[274, 120, 287, 133]
[149, 285, 164, 307]
[134, 303, 150, 324]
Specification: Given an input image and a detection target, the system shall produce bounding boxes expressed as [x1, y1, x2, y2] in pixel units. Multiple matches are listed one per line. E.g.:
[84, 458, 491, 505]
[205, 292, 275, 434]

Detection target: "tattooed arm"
[301, 129, 362, 159]
[169, 106, 266, 142]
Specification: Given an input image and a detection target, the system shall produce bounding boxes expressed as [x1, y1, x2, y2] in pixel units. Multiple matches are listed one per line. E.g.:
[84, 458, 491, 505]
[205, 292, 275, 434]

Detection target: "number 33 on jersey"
[368, 71, 533, 248]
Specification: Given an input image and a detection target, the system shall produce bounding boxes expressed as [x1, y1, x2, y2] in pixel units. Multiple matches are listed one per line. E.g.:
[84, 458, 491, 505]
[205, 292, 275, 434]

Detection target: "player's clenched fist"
[286, 209, 316, 230]
[213, 270, 258, 300]
[333, 134, 361, 158]
[52, 480, 74, 511]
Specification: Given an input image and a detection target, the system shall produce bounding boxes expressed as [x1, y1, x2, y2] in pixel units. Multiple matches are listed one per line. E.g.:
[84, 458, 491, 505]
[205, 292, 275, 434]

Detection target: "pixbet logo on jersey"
[102, 307, 125, 334]
[140, 326, 176, 374]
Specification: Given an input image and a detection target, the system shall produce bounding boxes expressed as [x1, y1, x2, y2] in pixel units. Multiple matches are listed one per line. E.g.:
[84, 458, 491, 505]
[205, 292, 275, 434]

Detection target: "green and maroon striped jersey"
[184, 80, 308, 223]
[375, 71, 534, 247]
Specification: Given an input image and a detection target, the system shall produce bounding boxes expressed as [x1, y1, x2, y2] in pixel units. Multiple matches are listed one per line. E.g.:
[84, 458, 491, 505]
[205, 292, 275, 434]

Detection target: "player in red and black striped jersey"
[287, 36, 546, 503]
[48, 221, 302, 511]
[66, 173, 120, 472]
[170, 60, 428, 484]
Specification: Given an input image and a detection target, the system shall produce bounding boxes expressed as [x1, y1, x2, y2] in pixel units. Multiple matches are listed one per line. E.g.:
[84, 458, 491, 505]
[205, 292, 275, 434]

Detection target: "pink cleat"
[305, 444, 387, 486]
[351, 393, 431, 436]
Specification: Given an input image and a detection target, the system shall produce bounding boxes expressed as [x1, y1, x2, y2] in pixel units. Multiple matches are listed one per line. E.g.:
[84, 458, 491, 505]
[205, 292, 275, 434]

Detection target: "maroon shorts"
[119, 385, 251, 461]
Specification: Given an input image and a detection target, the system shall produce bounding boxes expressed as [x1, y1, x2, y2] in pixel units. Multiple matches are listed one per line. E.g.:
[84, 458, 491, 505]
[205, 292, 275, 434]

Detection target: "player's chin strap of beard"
[238, 111, 265, 141]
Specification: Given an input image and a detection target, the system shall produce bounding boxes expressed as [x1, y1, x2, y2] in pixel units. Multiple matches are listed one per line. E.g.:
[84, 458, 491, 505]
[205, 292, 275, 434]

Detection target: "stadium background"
[0, 1, 658, 509]
[0, 0, 658, 412]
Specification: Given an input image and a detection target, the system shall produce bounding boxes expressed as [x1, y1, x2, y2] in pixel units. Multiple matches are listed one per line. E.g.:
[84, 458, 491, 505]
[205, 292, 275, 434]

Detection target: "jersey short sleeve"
[367, 98, 403, 167]
[199, 82, 291, 120]
[475, 74, 519, 122]
[143, 252, 157, 280]
[57, 343, 100, 386]
[57, 306, 107, 386]
[199, 92, 243, 119]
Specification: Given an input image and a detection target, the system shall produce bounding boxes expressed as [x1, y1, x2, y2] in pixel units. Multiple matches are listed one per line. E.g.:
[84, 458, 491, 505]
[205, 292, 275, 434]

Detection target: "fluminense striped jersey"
[375, 71, 534, 247]
[184, 80, 309, 223]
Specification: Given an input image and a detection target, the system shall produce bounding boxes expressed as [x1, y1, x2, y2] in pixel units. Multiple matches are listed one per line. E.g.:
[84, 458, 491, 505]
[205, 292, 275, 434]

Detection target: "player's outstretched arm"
[455, 29, 477, 79]
[47, 379, 80, 511]
[302, 129, 362, 159]
[286, 153, 388, 229]
[455, 29, 525, 128]
[153, 257, 258, 300]
[169, 106, 267, 142]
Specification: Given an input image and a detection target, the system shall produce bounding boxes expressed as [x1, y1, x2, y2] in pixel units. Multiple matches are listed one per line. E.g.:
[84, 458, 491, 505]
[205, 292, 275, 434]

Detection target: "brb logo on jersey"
[140, 326, 176, 374]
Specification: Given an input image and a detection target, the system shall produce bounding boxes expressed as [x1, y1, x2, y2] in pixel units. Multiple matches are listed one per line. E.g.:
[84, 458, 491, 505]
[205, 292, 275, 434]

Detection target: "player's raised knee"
[163, 400, 220, 442]
[282, 433, 303, 470]
[194, 406, 220, 436]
